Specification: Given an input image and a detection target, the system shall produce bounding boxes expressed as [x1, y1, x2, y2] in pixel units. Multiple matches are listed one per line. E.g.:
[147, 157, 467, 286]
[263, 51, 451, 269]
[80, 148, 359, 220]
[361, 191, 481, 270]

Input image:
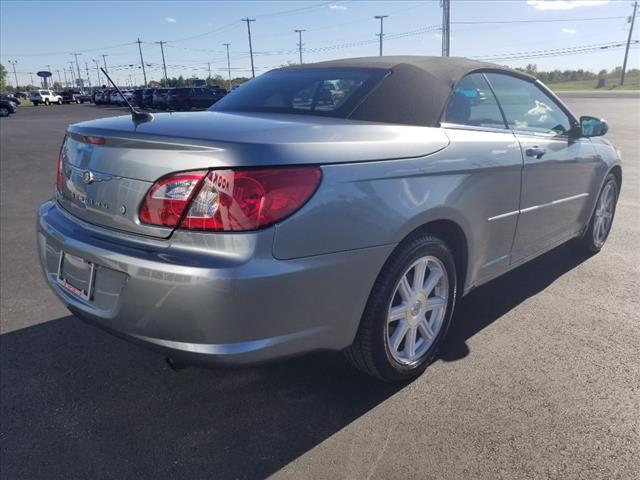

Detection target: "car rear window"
[211, 67, 388, 118]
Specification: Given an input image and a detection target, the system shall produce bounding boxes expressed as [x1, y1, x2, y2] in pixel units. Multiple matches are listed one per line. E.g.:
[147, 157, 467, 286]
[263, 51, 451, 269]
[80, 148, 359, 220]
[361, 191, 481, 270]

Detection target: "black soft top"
[280, 56, 536, 127]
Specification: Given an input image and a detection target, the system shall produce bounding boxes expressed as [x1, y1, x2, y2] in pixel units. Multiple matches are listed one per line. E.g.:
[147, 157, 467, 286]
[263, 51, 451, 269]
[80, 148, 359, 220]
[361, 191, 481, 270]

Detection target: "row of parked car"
[94, 86, 228, 110]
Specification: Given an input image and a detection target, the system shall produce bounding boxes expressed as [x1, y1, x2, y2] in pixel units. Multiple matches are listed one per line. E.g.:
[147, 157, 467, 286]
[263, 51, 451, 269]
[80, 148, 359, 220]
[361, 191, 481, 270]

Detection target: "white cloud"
[164, 17, 177, 23]
[562, 28, 577, 33]
[527, 1, 609, 10]
[328, 4, 347, 10]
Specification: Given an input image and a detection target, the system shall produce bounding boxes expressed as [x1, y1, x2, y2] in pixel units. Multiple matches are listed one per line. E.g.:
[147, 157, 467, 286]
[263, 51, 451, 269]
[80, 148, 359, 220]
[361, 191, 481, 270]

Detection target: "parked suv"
[131, 89, 145, 107]
[166, 87, 227, 110]
[61, 89, 92, 104]
[30, 89, 63, 106]
[142, 88, 156, 108]
[152, 88, 172, 110]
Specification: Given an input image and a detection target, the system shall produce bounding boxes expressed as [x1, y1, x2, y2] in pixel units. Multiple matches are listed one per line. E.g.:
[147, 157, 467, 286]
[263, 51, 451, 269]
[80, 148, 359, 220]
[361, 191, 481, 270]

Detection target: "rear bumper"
[37, 201, 393, 366]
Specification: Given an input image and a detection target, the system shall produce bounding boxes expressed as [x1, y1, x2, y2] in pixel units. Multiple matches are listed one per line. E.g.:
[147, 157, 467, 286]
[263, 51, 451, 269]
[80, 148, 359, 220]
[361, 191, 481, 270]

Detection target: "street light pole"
[374, 16, 388, 56]
[294, 29, 305, 64]
[441, 0, 451, 57]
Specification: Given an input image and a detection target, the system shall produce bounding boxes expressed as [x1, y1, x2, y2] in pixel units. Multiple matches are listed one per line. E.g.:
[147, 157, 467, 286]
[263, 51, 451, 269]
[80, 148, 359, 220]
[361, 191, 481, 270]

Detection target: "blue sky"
[1, 0, 638, 86]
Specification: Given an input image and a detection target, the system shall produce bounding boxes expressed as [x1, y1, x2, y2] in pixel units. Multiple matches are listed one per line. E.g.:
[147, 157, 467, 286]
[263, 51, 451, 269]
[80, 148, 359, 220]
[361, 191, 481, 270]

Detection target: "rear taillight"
[138, 167, 321, 232]
[138, 171, 207, 227]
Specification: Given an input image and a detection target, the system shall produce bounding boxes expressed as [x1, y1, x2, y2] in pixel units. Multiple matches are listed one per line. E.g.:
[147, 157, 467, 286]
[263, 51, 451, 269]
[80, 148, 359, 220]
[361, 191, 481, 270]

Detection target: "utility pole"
[207, 62, 212, 80]
[62, 68, 68, 87]
[156, 40, 169, 86]
[71, 53, 82, 86]
[8, 60, 18, 88]
[93, 59, 102, 86]
[242, 18, 256, 78]
[223, 43, 232, 89]
[374, 16, 388, 56]
[101, 54, 109, 73]
[29, 72, 34, 86]
[56, 69, 62, 86]
[294, 29, 305, 64]
[85, 61, 91, 88]
[68, 62, 75, 86]
[441, 0, 451, 57]
[136, 38, 148, 86]
[621, 0, 638, 85]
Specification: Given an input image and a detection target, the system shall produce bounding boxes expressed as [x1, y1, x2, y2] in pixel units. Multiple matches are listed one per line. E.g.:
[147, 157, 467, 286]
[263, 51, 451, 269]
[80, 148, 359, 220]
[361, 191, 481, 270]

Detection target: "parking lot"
[1, 96, 638, 479]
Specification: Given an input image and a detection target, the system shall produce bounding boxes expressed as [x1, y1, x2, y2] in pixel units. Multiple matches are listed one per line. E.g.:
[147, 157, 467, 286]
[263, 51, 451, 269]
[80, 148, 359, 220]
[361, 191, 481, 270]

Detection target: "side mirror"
[580, 116, 608, 137]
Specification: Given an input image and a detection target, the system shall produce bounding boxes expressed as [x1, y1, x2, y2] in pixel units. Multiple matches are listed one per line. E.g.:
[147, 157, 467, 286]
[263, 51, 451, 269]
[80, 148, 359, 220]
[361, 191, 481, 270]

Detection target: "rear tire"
[573, 173, 618, 254]
[58, 99, 63, 105]
[344, 234, 457, 382]
[0, 107, 9, 117]
[44, 99, 50, 106]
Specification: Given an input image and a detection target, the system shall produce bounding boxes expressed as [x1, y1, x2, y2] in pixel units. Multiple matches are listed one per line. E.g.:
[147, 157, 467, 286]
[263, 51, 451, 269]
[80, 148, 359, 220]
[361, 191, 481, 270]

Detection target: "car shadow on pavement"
[0, 244, 591, 480]
[440, 243, 592, 361]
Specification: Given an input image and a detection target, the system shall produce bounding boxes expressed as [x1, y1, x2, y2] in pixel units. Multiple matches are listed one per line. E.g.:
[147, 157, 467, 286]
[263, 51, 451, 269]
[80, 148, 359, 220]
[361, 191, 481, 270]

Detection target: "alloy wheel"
[386, 255, 449, 366]
[593, 181, 615, 248]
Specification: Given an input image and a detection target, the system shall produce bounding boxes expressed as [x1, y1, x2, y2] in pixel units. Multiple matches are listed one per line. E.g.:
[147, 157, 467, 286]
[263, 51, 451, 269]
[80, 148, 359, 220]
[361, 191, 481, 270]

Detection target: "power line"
[476, 40, 637, 62]
[452, 15, 629, 25]
[2, 41, 137, 57]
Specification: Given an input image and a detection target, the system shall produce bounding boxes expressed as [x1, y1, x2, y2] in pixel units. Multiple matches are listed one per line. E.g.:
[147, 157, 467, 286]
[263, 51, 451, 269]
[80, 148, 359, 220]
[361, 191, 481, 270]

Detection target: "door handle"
[525, 146, 546, 159]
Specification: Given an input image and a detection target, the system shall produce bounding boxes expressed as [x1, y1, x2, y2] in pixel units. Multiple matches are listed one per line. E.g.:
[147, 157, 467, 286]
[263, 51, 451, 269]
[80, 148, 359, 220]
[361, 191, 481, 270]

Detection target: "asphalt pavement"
[0, 98, 638, 480]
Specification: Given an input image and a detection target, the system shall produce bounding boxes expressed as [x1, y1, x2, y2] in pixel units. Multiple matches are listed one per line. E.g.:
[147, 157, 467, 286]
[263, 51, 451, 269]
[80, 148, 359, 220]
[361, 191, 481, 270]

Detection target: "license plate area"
[56, 251, 96, 301]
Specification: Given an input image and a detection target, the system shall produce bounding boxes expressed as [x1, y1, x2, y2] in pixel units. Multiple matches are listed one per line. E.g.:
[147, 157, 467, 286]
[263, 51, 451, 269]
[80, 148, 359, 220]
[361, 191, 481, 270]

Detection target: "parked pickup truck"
[61, 89, 92, 104]
[30, 89, 63, 106]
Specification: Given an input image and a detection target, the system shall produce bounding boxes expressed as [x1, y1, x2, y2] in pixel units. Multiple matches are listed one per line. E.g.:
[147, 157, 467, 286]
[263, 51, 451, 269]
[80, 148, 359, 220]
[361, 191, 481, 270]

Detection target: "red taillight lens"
[138, 167, 322, 231]
[83, 136, 106, 145]
[180, 167, 322, 231]
[139, 171, 207, 227]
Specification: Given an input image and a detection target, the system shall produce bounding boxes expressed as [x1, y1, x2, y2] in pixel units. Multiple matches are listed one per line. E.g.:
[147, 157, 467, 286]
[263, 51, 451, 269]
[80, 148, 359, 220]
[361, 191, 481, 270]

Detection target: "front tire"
[44, 99, 50, 106]
[573, 173, 618, 253]
[345, 234, 457, 382]
[0, 106, 9, 117]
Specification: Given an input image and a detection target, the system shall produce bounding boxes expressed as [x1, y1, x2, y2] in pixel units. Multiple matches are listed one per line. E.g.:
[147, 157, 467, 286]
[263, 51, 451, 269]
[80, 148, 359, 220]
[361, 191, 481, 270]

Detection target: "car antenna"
[100, 67, 153, 124]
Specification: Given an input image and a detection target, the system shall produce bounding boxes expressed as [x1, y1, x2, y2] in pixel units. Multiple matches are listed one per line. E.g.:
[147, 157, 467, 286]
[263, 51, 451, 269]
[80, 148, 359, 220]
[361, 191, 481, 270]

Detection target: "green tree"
[0, 63, 7, 90]
[52, 81, 62, 91]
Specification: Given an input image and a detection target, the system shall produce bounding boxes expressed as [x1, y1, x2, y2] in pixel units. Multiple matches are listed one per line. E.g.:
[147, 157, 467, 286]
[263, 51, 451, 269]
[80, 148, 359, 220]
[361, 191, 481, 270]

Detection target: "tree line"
[514, 64, 640, 84]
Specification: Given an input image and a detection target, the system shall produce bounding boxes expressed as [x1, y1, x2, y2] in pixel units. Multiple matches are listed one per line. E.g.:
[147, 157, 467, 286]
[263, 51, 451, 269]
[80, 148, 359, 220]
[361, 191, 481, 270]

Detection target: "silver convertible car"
[38, 57, 621, 381]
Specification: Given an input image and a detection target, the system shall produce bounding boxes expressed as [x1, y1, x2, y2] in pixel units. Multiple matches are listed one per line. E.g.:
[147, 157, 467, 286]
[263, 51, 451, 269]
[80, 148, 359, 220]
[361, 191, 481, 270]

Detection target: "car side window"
[484, 73, 571, 137]
[443, 73, 506, 129]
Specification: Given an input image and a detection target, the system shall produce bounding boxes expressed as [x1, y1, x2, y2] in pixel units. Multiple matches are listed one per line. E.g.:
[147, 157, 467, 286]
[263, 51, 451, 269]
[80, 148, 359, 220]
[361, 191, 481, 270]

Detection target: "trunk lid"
[60, 111, 449, 238]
